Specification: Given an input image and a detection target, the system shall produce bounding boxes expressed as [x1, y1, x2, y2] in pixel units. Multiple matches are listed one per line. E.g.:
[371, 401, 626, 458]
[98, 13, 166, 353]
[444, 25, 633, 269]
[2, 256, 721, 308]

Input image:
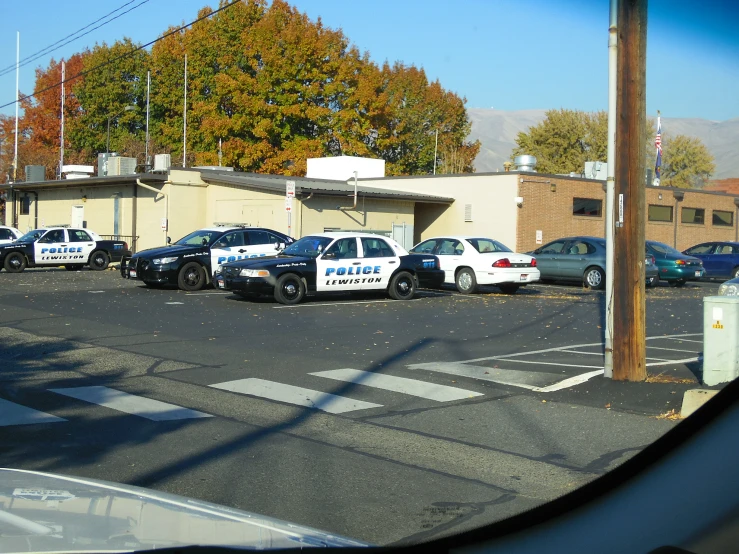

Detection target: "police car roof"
[309, 232, 397, 240]
[200, 226, 273, 232]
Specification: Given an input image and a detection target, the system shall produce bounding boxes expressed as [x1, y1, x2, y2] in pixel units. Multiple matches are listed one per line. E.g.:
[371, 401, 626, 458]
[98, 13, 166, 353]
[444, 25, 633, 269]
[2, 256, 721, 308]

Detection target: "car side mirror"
[274, 242, 285, 250]
[166, 236, 172, 244]
[202, 238, 208, 246]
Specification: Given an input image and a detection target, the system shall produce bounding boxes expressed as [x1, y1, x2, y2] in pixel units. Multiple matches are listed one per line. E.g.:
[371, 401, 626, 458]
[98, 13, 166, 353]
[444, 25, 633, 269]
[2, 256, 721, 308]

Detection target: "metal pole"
[433, 129, 438, 175]
[59, 60, 65, 179]
[145, 70, 150, 166]
[106, 116, 112, 154]
[604, 0, 617, 378]
[218, 138, 222, 167]
[13, 32, 19, 182]
[183, 54, 187, 168]
[613, 0, 647, 381]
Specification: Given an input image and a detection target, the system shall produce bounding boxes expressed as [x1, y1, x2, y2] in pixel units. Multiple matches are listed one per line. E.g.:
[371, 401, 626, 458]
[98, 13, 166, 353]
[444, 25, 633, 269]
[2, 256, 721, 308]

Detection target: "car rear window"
[467, 238, 511, 253]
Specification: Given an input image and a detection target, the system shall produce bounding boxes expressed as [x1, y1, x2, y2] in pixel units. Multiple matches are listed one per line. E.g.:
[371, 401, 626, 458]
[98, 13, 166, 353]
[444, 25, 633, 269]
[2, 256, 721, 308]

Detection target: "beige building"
[2, 167, 738, 254]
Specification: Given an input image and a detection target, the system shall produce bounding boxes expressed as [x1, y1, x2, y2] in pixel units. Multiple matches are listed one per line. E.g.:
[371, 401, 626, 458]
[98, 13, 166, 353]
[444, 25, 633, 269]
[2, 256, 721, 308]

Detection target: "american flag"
[654, 116, 662, 181]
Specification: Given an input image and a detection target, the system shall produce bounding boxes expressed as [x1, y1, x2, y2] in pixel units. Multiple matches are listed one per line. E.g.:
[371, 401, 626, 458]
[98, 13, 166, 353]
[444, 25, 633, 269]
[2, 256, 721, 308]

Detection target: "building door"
[113, 195, 120, 236]
[71, 205, 84, 228]
[392, 223, 414, 250]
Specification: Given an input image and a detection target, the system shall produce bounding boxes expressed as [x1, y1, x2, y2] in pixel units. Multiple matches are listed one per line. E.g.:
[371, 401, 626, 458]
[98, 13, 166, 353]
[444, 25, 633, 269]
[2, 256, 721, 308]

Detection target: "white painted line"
[88, 291, 105, 294]
[558, 350, 605, 356]
[533, 370, 605, 392]
[0, 398, 66, 427]
[645, 357, 672, 362]
[646, 333, 703, 339]
[209, 378, 382, 414]
[309, 368, 483, 402]
[408, 362, 555, 390]
[659, 338, 703, 344]
[487, 358, 604, 369]
[165, 302, 184, 305]
[273, 299, 391, 309]
[646, 357, 700, 367]
[49, 386, 212, 421]
[646, 346, 701, 354]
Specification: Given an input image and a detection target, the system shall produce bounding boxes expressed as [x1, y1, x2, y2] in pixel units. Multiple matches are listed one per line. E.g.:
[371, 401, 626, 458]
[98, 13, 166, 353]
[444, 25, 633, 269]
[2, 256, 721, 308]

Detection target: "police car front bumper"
[217, 275, 274, 295]
[122, 257, 179, 284]
[416, 268, 445, 289]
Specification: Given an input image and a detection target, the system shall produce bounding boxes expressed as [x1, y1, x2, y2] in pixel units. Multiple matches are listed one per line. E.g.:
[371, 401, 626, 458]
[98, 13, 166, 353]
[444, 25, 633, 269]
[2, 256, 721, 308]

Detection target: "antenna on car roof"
[213, 222, 251, 227]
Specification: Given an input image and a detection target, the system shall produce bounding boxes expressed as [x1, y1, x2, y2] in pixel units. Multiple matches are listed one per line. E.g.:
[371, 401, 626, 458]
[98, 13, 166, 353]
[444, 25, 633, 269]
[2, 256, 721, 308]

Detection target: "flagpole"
[13, 32, 19, 183]
[60, 60, 65, 179]
[654, 110, 661, 186]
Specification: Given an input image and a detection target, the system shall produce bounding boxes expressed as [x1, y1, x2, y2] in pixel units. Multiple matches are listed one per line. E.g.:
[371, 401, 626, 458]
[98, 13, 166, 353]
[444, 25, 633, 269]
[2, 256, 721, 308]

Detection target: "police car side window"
[361, 238, 395, 258]
[325, 238, 358, 259]
[220, 232, 245, 247]
[69, 230, 92, 242]
[39, 230, 65, 243]
[248, 231, 271, 245]
[0, 229, 11, 240]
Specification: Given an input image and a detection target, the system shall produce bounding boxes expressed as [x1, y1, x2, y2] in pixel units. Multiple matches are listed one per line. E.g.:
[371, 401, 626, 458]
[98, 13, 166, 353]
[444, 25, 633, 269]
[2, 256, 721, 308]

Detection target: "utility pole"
[604, 0, 617, 378]
[613, 0, 647, 381]
[59, 60, 65, 179]
[433, 129, 438, 175]
[13, 32, 19, 183]
[145, 70, 151, 167]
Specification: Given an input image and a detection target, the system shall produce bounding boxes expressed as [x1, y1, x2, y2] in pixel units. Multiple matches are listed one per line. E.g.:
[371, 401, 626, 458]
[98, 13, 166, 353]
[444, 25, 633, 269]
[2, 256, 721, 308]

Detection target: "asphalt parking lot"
[0, 268, 720, 544]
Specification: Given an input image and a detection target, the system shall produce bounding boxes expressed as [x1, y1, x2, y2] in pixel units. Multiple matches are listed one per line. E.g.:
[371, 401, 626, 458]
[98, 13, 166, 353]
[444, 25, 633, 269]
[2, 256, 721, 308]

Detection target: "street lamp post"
[106, 105, 137, 154]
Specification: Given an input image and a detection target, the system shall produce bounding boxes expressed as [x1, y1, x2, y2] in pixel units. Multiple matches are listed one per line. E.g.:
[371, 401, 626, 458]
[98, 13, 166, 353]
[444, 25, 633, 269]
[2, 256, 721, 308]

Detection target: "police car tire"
[89, 251, 110, 271]
[3, 252, 26, 273]
[274, 273, 305, 305]
[455, 267, 477, 294]
[178, 262, 206, 291]
[388, 271, 416, 301]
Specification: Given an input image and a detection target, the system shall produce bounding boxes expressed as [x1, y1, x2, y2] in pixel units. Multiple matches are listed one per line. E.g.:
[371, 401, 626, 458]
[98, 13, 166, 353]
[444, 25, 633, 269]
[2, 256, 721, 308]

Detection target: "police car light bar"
[45, 224, 71, 228]
[213, 222, 251, 227]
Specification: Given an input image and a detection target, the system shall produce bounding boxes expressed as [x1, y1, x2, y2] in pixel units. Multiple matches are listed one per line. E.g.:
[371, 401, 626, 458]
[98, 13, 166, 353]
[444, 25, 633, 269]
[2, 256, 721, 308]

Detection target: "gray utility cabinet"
[703, 296, 739, 386]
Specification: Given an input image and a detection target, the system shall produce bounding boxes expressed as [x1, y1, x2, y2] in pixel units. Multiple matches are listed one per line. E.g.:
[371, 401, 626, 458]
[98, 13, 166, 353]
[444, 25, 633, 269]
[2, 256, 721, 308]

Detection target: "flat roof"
[0, 173, 167, 190]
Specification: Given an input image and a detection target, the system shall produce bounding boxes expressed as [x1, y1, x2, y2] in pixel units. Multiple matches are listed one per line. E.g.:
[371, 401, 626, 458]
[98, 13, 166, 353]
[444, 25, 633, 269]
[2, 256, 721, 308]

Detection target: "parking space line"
[646, 346, 701, 354]
[309, 368, 483, 402]
[660, 337, 703, 344]
[487, 358, 603, 369]
[209, 378, 382, 414]
[0, 398, 66, 427]
[534, 370, 605, 392]
[646, 357, 700, 367]
[49, 386, 213, 421]
[558, 350, 604, 356]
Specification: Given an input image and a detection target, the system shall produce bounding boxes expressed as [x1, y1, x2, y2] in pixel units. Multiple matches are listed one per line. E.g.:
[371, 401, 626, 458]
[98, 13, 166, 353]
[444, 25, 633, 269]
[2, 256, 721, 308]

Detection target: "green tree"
[68, 38, 151, 161]
[660, 134, 715, 189]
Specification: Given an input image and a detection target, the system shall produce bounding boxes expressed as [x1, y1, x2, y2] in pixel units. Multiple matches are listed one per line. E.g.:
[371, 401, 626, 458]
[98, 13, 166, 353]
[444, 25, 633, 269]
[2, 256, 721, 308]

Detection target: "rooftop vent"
[514, 155, 537, 172]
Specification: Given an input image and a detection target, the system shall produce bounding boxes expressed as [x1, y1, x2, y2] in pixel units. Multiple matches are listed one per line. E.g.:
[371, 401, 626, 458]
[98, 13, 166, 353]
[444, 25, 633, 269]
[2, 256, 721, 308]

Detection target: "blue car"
[683, 241, 739, 280]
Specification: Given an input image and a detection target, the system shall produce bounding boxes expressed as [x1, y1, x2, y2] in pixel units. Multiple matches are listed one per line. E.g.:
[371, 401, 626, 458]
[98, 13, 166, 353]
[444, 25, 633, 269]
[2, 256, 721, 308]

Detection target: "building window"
[681, 207, 705, 225]
[713, 210, 734, 227]
[573, 198, 602, 217]
[648, 205, 673, 222]
[19, 195, 30, 215]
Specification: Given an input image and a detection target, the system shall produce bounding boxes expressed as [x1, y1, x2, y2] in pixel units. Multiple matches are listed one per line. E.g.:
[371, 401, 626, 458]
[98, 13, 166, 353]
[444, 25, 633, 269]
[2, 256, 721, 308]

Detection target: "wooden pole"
[613, 0, 647, 381]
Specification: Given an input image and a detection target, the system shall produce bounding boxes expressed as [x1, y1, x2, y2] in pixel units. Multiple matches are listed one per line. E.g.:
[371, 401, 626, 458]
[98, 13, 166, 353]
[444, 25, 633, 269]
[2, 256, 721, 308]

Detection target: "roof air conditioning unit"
[153, 154, 171, 172]
[107, 156, 137, 176]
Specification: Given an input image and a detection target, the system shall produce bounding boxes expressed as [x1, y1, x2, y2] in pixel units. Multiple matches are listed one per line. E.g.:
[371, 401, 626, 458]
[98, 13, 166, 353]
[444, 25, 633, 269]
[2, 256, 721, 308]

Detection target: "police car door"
[34, 229, 69, 265]
[315, 237, 363, 292]
[210, 230, 246, 275]
[245, 230, 283, 258]
[67, 229, 97, 264]
[359, 237, 401, 290]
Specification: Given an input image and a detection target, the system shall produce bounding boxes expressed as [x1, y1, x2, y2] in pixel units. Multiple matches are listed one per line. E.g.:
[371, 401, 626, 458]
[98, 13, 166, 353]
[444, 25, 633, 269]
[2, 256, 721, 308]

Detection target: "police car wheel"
[455, 268, 477, 294]
[65, 264, 84, 271]
[274, 273, 305, 305]
[89, 251, 110, 271]
[178, 262, 206, 291]
[3, 252, 26, 273]
[388, 271, 416, 300]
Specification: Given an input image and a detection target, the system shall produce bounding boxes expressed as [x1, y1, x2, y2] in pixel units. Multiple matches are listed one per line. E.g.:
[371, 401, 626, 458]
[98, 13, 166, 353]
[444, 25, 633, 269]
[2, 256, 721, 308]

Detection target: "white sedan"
[0, 225, 22, 244]
[409, 236, 540, 294]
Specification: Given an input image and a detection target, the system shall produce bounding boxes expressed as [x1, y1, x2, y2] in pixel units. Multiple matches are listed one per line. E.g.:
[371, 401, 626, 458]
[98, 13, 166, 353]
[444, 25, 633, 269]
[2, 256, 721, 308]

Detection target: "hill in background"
[468, 108, 739, 179]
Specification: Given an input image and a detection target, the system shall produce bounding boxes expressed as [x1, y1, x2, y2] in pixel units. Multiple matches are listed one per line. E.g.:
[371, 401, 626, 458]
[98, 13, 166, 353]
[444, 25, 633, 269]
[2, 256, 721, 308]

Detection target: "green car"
[646, 240, 705, 287]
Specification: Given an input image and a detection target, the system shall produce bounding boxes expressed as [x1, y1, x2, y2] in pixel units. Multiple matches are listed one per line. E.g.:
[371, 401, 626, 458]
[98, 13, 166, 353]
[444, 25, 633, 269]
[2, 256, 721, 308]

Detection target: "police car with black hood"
[216, 232, 445, 305]
[0, 226, 129, 272]
[121, 225, 293, 291]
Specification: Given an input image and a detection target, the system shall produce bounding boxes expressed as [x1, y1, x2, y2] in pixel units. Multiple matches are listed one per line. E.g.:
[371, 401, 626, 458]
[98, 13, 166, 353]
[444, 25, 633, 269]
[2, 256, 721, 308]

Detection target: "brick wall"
[515, 173, 739, 252]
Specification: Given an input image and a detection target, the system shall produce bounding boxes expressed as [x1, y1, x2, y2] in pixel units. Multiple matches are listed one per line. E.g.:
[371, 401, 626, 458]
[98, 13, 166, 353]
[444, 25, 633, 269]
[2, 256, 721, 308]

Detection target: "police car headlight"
[240, 269, 270, 277]
[719, 283, 738, 296]
[152, 256, 178, 264]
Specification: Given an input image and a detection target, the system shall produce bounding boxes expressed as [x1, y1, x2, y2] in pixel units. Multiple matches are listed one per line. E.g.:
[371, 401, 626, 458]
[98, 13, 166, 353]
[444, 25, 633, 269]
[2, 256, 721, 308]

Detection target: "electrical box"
[25, 165, 46, 182]
[703, 296, 739, 386]
[107, 156, 137, 176]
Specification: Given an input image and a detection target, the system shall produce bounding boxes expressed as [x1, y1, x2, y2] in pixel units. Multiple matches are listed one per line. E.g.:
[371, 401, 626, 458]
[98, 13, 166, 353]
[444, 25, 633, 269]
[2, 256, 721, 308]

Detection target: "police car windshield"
[282, 236, 334, 258]
[17, 229, 45, 242]
[175, 230, 223, 246]
[467, 238, 512, 253]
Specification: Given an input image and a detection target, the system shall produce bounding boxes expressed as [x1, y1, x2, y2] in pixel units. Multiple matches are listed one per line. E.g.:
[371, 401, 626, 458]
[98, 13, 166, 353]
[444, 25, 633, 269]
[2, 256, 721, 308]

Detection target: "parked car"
[646, 240, 705, 287]
[408, 236, 539, 294]
[718, 277, 739, 296]
[683, 241, 739, 280]
[530, 236, 660, 289]
[0, 225, 21, 244]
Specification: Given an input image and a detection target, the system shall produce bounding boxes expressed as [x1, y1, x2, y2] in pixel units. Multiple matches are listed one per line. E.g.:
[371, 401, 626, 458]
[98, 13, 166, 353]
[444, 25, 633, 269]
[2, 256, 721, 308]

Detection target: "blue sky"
[0, 0, 737, 120]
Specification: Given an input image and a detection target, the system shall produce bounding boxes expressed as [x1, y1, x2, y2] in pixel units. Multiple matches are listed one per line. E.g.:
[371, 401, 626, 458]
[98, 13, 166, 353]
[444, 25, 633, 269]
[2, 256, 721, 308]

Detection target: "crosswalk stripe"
[48, 386, 212, 421]
[408, 361, 557, 389]
[209, 378, 382, 414]
[0, 398, 66, 427]
[310, 368, 483, 402]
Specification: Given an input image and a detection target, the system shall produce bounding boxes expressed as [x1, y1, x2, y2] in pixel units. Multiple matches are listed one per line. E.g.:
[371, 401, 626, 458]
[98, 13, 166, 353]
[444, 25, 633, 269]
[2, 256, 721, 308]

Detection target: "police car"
[216, 232, 445, 305]
[0, 227, 130, 273]
[0, 225, 22, 244]
[121, 225, 294, 291]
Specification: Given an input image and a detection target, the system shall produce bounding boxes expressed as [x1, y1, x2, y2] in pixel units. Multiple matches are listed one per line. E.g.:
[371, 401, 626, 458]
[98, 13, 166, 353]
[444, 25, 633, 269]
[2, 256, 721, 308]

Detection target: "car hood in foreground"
[0, 468, 368, 552]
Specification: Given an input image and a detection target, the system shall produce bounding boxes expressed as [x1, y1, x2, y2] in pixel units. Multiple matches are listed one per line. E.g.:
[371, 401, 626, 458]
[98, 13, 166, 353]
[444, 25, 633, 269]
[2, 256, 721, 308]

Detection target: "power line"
[0, 0, 151, 79]
[0, 1, 241, 110]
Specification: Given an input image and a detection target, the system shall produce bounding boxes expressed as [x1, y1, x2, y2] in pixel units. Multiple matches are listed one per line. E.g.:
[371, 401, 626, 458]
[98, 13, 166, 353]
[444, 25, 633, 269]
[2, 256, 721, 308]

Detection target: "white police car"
[0, 225, 22, 244]
[0, 227, 130, 272]
[217, 232, 445, 305]
[122, 225, 294, 291]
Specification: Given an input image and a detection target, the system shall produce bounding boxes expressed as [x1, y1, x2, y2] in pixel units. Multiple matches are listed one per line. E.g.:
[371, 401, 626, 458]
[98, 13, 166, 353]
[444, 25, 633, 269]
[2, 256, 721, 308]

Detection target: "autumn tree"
[660, 134, 715, 189]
